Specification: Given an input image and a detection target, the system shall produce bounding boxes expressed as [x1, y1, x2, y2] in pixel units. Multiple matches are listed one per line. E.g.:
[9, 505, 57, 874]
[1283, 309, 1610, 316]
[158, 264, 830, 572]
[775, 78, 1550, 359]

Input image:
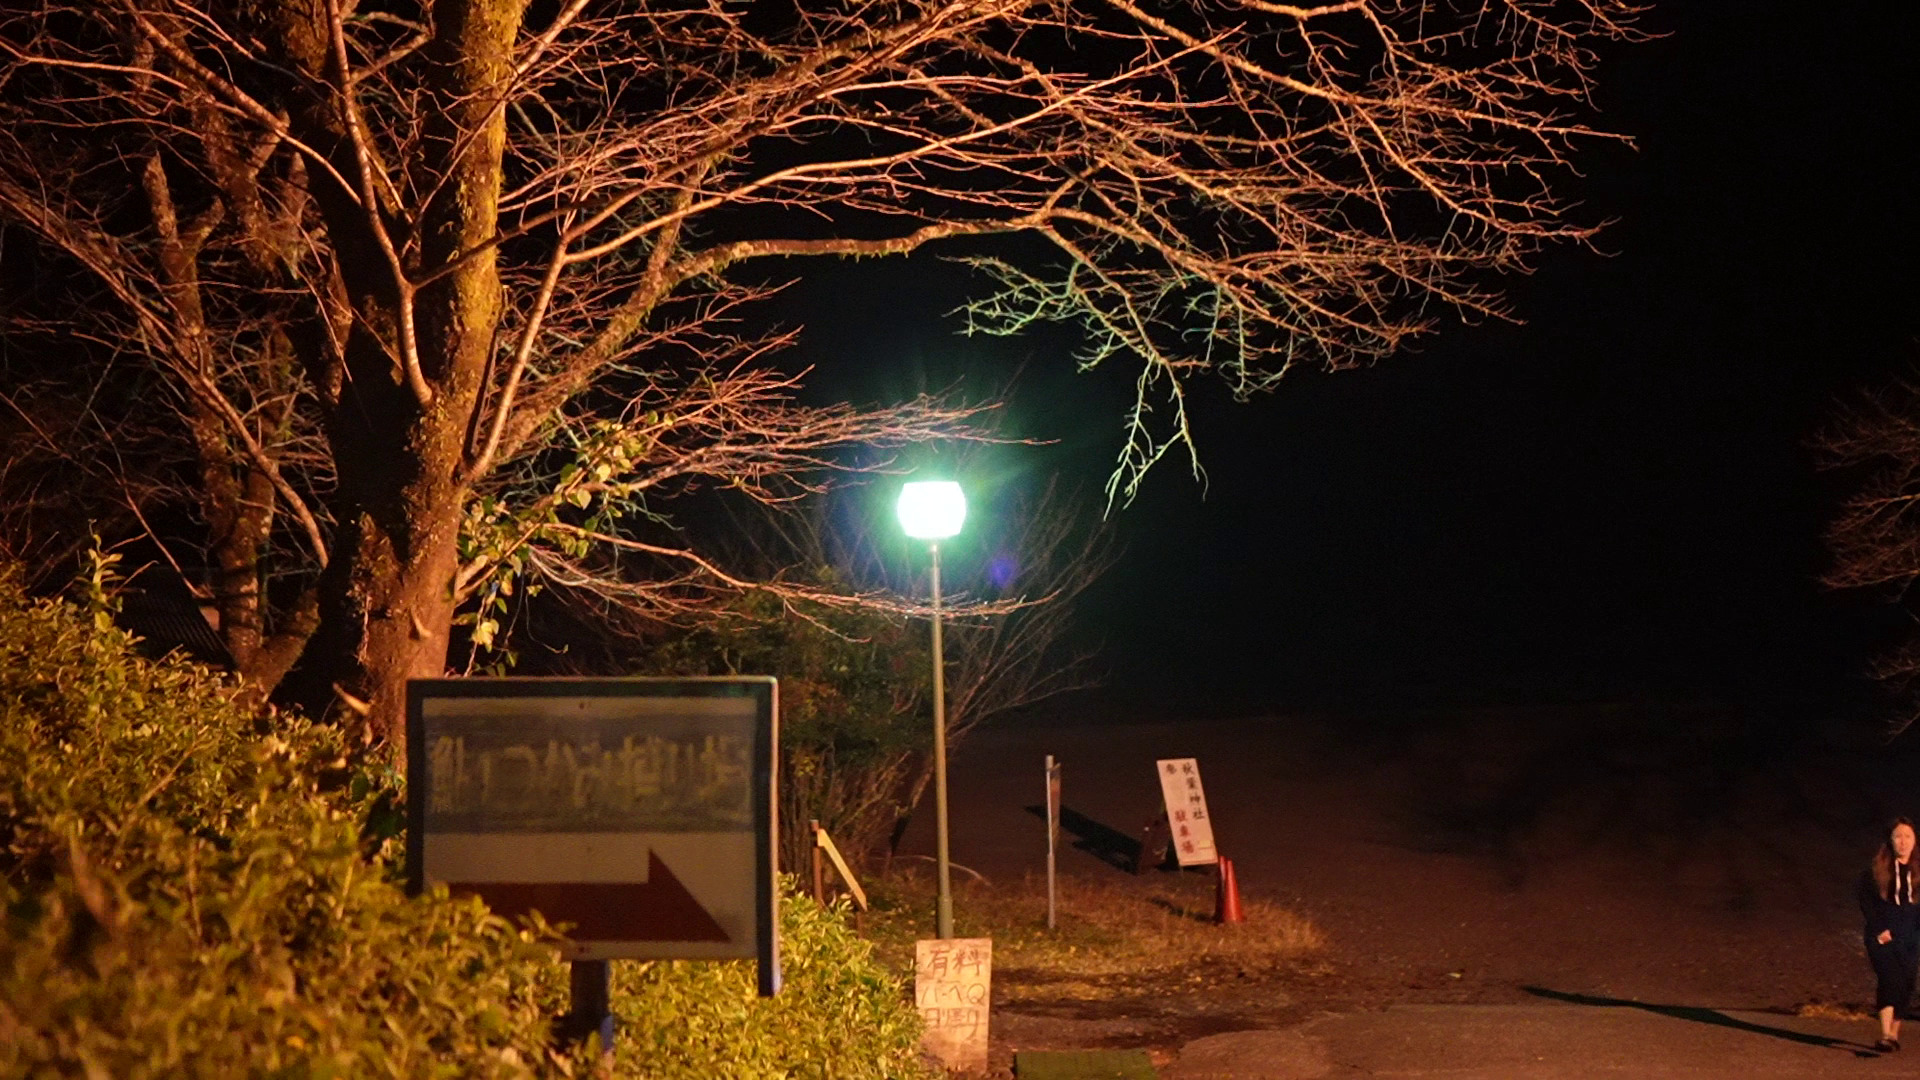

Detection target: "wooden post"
[814, 823, 869, 916]
[810, 819, 826, 904]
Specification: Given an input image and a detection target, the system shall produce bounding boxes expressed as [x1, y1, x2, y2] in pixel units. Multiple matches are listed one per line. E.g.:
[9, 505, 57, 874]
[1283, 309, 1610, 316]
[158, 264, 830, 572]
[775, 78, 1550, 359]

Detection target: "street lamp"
[897, 479, 966, 939]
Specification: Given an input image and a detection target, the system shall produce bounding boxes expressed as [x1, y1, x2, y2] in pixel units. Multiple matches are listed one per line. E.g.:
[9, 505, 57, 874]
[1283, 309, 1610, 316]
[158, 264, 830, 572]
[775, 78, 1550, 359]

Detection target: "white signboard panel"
[916, 937, 992, 1073]
[407, 678, 777, 988]
[1155, 757, 1218, 866]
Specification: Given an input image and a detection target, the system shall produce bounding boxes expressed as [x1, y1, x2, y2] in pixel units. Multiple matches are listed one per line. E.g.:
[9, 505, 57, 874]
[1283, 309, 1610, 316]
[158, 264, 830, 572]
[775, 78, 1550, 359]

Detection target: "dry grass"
[1794, 999, 1873, 1022]
[859, 866, 1324, 1003]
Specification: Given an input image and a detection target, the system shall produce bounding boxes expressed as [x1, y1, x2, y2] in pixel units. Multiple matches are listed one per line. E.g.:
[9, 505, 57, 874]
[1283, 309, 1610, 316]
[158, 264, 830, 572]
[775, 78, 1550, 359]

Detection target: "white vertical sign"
[1155, 757, 1218, 866]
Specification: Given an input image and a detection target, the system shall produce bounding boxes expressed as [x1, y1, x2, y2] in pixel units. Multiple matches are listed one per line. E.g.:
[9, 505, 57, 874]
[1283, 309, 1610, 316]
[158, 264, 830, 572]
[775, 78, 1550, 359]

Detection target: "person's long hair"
[1873, 817, 1917, 901]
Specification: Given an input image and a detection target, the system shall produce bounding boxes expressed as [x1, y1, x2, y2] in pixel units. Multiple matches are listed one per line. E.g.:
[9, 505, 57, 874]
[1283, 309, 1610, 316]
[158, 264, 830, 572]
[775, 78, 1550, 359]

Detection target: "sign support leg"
[559, 959, 616, 1055]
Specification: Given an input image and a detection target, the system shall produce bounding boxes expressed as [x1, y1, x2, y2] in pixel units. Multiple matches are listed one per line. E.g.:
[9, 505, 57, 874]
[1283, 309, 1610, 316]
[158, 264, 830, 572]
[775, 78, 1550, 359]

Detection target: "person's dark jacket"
[1860, 866, 1920, 945]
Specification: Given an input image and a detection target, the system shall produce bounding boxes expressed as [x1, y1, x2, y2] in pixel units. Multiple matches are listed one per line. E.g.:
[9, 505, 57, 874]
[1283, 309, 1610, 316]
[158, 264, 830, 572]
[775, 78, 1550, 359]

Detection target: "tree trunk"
[279, 0, 516, 750]
[302, 481, 464, 744]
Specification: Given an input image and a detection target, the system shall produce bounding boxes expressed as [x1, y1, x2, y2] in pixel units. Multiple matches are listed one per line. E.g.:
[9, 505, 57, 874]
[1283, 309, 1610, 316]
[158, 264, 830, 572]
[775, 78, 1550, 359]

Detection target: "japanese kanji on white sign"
[1155, 757, 1218, 866]
[915, 937, 992, 1073]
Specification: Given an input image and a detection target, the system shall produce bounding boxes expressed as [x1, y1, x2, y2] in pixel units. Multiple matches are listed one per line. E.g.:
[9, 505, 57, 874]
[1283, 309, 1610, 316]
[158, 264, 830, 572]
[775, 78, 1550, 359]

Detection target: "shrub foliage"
[0, 562, 931, 1077]
[611, 895, 930, 1078]
[0, 559, 564, 1075]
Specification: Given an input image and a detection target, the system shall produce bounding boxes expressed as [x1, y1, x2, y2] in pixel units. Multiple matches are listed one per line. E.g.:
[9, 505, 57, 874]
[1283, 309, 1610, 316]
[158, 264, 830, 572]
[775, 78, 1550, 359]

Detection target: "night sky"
[775, 4, 1918, 721]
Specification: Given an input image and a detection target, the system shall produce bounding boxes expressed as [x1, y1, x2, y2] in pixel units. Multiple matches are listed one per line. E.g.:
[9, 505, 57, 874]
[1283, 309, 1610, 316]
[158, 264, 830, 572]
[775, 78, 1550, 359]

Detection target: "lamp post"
[897, 479, 966, 939]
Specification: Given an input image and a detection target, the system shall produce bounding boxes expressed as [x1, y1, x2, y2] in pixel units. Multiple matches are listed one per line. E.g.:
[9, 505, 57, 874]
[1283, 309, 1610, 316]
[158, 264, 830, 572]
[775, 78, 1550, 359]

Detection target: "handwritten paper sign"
[915, 937, 992, 1072]
[1155, 757, 1218, 866]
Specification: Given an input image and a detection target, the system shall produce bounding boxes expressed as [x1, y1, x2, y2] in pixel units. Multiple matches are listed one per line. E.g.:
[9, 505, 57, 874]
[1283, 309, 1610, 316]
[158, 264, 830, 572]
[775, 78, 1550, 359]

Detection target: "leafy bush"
[0, 561, 933, 1077]
[612, 893, 934, 1079]
[0, 559, 565, 1076]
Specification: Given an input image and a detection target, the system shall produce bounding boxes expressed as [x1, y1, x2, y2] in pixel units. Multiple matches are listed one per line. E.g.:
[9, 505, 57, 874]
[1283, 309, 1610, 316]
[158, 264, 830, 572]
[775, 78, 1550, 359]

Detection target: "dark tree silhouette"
[0, 0, 1644, 748]
[1821, 368, 1920, 732]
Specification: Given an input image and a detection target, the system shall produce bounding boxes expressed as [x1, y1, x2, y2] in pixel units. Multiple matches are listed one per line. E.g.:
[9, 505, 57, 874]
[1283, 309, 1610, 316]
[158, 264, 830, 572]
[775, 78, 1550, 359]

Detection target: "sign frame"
[406, 676, 778, 993]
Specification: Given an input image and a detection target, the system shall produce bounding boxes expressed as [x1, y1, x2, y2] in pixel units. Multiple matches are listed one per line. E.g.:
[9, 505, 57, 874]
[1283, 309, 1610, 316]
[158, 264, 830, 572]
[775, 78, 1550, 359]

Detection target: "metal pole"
[1045, 754, 1057, 930]
[559, 959, 615, 1054]
[931, 541, 954, 939]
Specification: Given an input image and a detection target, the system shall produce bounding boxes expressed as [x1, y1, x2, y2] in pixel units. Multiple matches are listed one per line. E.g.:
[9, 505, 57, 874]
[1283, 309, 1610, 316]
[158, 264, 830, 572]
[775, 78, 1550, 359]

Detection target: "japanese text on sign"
[425, 731, 751, 831]
[407, 680, 779, 984]
[419, 698, 756, 833]
[915, 938, 991, 1073]
[1155, 757, 1218, 866]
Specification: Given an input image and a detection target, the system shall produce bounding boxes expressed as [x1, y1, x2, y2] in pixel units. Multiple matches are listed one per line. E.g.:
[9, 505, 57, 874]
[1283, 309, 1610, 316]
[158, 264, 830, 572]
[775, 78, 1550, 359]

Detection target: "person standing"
[1861, 818, 1920, 1052]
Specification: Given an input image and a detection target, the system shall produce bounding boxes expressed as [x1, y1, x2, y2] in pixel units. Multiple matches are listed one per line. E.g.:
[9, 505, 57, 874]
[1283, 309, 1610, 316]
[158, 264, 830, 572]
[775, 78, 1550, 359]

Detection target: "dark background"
[771, 3, 1918, 724]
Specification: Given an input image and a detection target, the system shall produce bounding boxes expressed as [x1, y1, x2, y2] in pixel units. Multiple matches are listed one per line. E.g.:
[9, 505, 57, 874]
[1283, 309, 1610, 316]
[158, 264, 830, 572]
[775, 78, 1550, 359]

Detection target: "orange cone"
[1214, 856, 1244, 924]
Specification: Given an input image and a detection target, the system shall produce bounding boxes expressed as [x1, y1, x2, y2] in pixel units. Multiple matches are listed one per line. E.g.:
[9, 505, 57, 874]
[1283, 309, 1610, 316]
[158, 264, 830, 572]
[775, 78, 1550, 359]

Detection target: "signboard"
[915, 937, 992, 1073]
[407, 677, 778, 990]
[1155, 757, 1217, 866]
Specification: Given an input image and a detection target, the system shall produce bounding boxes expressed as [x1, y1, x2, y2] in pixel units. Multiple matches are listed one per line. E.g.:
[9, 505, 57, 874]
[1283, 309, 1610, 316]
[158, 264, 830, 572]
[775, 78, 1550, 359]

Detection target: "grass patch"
[1794, 999, 1873, 1022]
[862, 866, 1323, 1003]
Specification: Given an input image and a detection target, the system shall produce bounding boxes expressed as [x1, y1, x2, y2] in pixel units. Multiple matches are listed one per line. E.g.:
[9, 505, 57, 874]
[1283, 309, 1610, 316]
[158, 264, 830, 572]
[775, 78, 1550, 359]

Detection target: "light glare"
[897, 480, 966, 540]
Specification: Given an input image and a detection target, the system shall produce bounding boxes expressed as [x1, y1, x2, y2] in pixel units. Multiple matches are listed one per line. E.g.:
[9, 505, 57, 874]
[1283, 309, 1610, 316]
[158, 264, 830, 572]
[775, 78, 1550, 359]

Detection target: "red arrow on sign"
[449, 850, 730, 942]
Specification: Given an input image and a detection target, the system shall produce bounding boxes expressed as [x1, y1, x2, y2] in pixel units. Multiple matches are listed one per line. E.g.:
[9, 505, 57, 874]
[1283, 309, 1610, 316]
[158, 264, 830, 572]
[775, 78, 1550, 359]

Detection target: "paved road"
[1167, 1004, 1886, 1079]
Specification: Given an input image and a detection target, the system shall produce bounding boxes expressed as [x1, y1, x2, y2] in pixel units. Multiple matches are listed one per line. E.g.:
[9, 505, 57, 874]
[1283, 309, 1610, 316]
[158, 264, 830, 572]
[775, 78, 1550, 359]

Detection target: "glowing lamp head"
[897, 480, 967, 540]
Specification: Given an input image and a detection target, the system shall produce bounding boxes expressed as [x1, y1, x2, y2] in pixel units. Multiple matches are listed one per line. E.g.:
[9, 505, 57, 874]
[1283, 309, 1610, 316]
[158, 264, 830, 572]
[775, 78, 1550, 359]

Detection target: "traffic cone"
[1214, 855, 1244, 924]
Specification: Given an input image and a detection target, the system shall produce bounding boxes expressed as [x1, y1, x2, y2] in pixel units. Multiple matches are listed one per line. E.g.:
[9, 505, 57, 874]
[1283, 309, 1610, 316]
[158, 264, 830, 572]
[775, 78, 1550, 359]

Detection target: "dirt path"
[897, 705, 1915, 1070]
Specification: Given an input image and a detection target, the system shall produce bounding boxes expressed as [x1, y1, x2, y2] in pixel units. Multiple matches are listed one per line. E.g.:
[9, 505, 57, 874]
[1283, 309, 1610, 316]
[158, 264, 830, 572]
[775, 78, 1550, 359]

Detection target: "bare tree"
[943, 478, 1114, 735]
[0, 0, 1644, 747]
[713, 468, 1117, 739]
[886, 474, 1117, 857]
[1820, 367, 1920, 733]
[622, 473, 1114, 869]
